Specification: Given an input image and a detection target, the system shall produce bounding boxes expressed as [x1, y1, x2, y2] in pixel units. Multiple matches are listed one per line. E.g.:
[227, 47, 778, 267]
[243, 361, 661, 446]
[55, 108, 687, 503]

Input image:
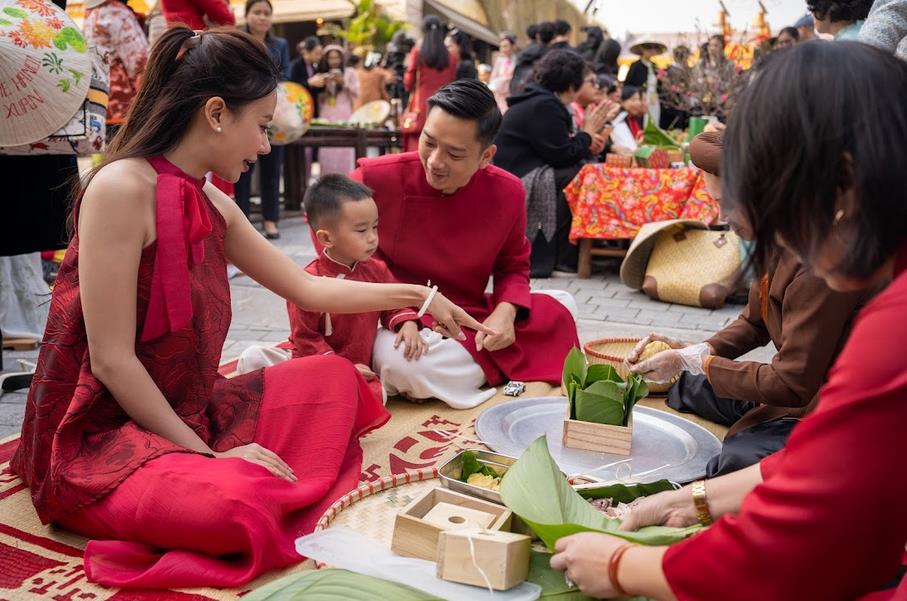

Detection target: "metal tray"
[475, 397, 722, 484]
[438, 449, 515, 504]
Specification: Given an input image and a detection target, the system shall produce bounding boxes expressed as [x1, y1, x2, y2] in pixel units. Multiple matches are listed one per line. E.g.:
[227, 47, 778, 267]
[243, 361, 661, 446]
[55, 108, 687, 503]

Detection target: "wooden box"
[391, 487, 513, 561]
[606, 153, 635, 168]
[562, 404, 633, 455]
[437, 529, 532, 591]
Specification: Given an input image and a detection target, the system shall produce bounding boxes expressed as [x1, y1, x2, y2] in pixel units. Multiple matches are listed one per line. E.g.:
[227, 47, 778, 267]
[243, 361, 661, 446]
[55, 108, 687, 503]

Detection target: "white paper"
[295, 528, 542, 601]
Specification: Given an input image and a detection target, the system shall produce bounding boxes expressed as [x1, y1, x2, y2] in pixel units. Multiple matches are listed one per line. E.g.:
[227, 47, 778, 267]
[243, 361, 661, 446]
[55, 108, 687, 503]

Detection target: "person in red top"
[402, 15, 458, 152]
[161, 0, 234, 31]
[238, 174, 427, 405]
[10, 28, 489, 589]
[548, 42, 907, 601]
[353, 79, 580, 399]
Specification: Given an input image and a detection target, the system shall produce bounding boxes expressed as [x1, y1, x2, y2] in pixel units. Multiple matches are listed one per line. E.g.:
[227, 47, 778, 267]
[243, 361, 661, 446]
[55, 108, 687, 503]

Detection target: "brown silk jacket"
[704, 251, 872, 435]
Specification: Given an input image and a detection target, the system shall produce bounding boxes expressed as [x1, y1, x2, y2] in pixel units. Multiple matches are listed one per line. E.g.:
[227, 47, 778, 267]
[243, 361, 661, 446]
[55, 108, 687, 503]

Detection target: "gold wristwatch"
[691, 480, 713, 526]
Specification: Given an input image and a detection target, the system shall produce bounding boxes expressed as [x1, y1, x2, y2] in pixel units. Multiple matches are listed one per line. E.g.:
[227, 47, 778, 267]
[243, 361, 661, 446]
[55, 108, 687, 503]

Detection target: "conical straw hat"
[0, 0, 91, 146]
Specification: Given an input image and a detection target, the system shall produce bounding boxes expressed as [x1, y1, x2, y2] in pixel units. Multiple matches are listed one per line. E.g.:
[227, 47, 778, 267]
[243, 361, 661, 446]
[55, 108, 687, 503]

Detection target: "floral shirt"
[83, 0, 149, 124]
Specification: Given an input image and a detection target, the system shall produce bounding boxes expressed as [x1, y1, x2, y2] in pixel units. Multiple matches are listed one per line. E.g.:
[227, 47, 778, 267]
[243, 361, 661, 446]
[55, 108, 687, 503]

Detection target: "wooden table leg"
[578, 238, 593, 279]
[355, 129, 367, 161]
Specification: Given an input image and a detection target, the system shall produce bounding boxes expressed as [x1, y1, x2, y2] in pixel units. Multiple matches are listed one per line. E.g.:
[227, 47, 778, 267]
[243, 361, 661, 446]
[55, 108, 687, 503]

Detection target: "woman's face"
[499, 38, 513, 57]
[211, 92, 276, 183]
[706, 173, 755, 241]
[326, 50, 343, 70]
[708, 37, 724, 59]
[575, 72, 601, 108]
[246, 1, 272, 36]
[622, 92, 646, 116]
[775, 30, 797, 48]
[607, 85, 621, 103]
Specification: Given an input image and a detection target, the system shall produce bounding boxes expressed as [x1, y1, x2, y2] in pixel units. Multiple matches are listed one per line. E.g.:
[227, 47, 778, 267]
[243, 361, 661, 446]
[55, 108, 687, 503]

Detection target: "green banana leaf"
[245, 555, 612, 601]
[574, 381, 626, 425]
[459, 450, 499, 481]
[642, 119, 682, 149]
[576, 480, 677, 503]
[561, 347, 587, 393]
[585, 363, 620, 384]
[623, 376, 649, 427]
[244, 569, 441, 600]
[499, 436, 701, 550]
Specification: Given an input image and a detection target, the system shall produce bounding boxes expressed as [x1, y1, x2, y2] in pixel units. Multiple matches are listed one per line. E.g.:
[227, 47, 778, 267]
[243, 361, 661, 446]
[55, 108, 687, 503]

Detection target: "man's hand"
[394, 321, 427, 361]
[308, 73, 327, 88]
[476, 302, 517, 353]
[355, 363, 377, 380]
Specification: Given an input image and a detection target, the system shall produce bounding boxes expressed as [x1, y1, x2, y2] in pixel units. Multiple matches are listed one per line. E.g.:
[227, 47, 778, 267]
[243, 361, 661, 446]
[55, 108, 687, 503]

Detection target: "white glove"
[629, 343, 711, 384]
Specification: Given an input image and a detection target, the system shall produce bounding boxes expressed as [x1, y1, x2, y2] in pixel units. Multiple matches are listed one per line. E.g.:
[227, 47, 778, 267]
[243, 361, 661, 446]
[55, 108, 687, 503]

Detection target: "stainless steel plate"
[475, 397, 722, 484]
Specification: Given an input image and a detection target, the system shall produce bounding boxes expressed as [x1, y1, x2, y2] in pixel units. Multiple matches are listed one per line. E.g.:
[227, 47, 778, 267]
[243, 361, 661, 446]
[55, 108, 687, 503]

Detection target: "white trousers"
[372, 289, 578, 409]
[234, 290, 578, 410]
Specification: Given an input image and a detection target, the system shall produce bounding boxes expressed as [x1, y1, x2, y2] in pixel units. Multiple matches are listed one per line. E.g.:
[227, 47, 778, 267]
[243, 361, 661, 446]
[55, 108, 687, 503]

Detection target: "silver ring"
[564, 574, 576, 589]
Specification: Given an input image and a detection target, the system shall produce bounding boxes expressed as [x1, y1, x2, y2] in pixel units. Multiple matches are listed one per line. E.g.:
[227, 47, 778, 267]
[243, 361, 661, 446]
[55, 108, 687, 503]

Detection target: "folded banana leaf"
[499, 436, 701, 550]
[561, 348, 648, 426]
[642, 119, 682, 149]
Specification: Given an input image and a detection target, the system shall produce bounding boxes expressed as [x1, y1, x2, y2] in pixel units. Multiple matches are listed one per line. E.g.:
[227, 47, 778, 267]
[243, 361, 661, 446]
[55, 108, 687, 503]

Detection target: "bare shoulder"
[79, 158, 156, 243]
[202, 180, 244, 228]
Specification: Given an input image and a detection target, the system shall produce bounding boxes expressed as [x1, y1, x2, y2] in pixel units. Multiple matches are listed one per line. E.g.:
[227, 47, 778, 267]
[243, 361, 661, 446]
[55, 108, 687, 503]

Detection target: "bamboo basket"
[583, 337, 675, 394]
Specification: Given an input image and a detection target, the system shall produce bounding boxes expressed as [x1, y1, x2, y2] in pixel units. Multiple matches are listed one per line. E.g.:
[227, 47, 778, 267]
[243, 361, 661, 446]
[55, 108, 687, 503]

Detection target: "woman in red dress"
[10, 27, 490, 589]
[547, 42, 907, 600]
[402, 15, 458, 152]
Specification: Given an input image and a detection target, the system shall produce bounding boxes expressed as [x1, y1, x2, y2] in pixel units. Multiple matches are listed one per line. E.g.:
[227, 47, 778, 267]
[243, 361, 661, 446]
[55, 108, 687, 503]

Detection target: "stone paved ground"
[0, 215, 771, 438]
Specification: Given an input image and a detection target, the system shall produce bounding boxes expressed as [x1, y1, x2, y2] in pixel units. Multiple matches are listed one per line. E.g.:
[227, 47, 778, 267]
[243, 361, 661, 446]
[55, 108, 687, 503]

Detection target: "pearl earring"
[216, 126, 223, 133]
[833, 209, 845, 225]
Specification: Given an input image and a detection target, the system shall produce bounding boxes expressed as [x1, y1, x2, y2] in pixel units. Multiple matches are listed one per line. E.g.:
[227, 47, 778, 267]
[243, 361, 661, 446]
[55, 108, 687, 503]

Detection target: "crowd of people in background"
[75, 0, 886, 252]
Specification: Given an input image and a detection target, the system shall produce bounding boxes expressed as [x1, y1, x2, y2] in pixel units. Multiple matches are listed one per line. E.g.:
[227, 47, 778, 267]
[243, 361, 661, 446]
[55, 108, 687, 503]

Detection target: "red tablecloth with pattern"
[564, 165, 720, 241]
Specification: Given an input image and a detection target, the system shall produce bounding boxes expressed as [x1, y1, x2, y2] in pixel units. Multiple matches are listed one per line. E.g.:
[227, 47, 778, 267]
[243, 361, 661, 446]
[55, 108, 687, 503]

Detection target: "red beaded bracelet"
[609, 543, 636, 597]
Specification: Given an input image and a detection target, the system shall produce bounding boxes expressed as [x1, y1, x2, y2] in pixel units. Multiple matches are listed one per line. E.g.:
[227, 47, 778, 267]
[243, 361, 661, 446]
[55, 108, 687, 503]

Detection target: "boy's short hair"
[304, 174, 374, 229]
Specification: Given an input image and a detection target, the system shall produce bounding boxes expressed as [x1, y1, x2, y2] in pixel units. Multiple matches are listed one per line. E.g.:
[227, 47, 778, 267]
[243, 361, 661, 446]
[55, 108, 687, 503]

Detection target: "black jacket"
[624, 59, 650, 90]
[493, 83, 592, 178]
[509, 43, 548, 95]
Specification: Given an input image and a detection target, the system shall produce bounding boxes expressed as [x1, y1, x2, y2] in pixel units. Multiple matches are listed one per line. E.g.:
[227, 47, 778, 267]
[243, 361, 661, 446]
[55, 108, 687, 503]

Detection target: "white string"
[465, 530, 495, 595]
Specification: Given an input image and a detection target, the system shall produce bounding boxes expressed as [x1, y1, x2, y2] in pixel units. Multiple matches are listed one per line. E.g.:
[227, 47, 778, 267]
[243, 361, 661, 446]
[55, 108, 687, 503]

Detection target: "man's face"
[303, 44, 323, 64]
[418, 107, 496, 194]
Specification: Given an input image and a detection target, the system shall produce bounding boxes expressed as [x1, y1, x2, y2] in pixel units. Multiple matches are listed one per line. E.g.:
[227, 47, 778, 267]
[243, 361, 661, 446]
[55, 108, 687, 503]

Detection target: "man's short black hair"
[302, 36, 321, 52]
[426, 79, 502, 148]
[534, 48, 586, 93]
[526, 23, 539, 41]
[304, 174, 373, 229]
[553, 19, 572, 37]
[806, 0, 872, 22]
[538, 22, 556, 45]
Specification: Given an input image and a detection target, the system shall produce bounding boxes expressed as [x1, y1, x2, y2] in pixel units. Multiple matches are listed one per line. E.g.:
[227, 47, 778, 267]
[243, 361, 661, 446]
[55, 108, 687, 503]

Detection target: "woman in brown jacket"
[627, 129, 872, 476]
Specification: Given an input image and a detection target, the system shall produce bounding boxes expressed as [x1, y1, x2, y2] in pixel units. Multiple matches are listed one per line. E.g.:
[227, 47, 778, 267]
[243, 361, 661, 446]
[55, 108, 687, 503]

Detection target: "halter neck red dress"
[11, 156, 389, 588]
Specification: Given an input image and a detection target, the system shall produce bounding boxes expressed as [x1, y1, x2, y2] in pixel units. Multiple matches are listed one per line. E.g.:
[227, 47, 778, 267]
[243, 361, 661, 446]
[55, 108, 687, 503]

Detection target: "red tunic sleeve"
[490, 183, 532, 311]
[373, 260, 420, 331]
[663, 268, 907, 601]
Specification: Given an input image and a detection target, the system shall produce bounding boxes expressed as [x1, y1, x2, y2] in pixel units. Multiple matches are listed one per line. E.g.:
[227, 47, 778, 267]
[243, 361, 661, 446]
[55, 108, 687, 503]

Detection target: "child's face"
[321, 197, 380, 263]
[327, 50, 343, 70]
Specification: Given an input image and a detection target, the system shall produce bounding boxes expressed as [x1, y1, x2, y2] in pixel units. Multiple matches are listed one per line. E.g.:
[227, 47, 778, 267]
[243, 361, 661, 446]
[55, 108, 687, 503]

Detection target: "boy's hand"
[355, 363, 377, 380]
[394, 321, 427, 361]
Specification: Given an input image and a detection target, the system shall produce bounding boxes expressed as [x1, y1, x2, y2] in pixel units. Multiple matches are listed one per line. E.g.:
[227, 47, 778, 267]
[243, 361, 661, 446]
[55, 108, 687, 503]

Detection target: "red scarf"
[140, 156, 213, 342]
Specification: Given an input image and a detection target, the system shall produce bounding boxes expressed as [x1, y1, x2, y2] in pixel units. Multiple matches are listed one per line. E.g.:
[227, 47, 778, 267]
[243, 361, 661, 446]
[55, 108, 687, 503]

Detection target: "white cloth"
[236, 345, 292, 375]
[373, 290, 578, 409]
[373, 327, 496, 409]
[0, 253, 50, 339]
[610, 121, 638, 152]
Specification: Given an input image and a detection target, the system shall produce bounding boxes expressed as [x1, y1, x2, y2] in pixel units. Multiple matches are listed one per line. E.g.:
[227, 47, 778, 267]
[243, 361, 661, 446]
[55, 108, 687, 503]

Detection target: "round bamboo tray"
[583, 337, 675, 394]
